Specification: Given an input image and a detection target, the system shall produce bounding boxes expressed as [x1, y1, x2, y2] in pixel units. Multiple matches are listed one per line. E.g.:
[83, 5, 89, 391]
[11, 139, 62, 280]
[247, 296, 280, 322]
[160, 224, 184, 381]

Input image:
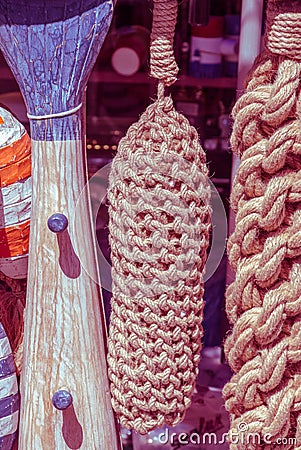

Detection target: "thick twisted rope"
[224, 0, 301, 448]
[0, 271, 26, 375]
[150, 0, 179, 86]
[107, 0, 211, 434]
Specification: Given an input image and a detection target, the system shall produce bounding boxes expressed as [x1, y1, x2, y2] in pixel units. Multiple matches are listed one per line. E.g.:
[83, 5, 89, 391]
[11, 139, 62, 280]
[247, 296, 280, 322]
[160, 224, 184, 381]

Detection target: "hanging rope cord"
[224, 0, 301, 447]
[150, 0, 178, 89]
[107, 0, 211, 435]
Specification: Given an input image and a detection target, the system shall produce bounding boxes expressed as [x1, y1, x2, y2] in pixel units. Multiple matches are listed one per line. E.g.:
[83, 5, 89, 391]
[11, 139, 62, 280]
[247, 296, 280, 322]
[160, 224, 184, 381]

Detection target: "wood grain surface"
[19, 139, 121, 449]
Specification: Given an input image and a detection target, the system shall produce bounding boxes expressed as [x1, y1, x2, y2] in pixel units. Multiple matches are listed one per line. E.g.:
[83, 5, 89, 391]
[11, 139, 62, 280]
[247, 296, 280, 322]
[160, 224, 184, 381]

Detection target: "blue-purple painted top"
[0, 0, 114, 141]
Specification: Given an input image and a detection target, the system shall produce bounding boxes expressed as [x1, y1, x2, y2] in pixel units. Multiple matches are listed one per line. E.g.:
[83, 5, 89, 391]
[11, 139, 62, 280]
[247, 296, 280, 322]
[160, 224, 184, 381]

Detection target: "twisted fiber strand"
[223, 1, 301, 447]
[107, 91, 211, 434]
[244, 52, 275, 92]
[107, 0, 210, 433]
[0, 271, 26, 374]
[267, 14, 301, 59]
[266, 0, 301, 59]
[150, 0, 179, 86]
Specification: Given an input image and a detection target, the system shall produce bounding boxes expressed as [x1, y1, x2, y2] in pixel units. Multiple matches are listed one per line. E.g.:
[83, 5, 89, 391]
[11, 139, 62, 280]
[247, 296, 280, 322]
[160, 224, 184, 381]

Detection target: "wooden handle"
[0, 2, 120, 446]
[19, 138, 121, 449]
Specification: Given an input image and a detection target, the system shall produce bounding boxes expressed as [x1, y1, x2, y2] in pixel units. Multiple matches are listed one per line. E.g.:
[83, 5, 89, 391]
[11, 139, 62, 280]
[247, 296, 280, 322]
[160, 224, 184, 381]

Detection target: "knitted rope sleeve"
[223, 0, 301, 447]
[150, 0, 178, 86]
[107, 0, 211, 434]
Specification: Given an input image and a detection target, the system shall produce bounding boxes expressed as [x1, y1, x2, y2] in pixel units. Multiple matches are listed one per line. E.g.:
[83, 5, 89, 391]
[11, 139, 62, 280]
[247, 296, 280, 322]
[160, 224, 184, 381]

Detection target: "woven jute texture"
[223, 0, 301, 448]
[107, 0, 211, 434]
[0, 271, 26, 375]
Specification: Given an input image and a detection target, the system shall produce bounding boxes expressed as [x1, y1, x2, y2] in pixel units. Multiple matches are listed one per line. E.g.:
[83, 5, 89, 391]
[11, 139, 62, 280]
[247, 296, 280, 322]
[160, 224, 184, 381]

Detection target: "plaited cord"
[107, 0, 211, 434]
[223, 0, 301, 448]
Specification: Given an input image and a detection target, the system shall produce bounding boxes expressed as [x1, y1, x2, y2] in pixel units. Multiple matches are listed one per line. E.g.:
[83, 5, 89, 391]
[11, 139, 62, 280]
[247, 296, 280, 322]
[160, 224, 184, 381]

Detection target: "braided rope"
[107, 0, 211, 434]
[224, 0, 301, 447]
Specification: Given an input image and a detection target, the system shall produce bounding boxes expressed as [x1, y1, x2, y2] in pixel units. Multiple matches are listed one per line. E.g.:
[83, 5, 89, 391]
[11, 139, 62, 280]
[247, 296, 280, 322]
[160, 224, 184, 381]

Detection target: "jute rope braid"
[107, 0, 211, 434]
[0, 271, 26, 374]
[223, 0, 301, 448]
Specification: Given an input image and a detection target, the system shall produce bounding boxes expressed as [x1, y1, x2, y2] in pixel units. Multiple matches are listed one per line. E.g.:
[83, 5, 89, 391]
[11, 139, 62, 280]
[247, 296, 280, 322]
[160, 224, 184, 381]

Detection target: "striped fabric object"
[0, 322, 19, 449]
[0, 107, 31, 279]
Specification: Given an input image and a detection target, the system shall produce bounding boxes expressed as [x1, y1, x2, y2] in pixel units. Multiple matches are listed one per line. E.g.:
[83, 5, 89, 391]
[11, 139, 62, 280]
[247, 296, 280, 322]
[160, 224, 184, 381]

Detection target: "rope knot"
[266, 1, 301, 59]
[150, 0, 179, 86]
[107, 0, 211, 434]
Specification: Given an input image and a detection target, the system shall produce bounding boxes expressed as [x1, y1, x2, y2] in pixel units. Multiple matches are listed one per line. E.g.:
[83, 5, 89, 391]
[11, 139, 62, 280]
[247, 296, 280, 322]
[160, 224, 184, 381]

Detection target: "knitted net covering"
[224, 0, 301, 447]
[107, 0, 211, 435]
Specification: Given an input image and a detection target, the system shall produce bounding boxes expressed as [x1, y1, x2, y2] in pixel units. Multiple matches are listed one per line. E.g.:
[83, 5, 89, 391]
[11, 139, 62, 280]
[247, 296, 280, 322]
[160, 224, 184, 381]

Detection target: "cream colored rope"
[0, 271, 26, 375]
[223, 0, 301, 447]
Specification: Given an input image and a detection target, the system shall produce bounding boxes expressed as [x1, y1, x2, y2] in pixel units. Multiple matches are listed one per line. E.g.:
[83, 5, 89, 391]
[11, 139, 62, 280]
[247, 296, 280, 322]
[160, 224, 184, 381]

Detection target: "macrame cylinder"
[223, 0, 301, 447]
[107, 0, 211, 434]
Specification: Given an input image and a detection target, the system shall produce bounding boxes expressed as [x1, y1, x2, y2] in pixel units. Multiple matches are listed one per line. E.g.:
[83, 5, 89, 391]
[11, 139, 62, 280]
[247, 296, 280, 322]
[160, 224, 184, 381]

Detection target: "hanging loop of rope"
[150, 0, 179, 89]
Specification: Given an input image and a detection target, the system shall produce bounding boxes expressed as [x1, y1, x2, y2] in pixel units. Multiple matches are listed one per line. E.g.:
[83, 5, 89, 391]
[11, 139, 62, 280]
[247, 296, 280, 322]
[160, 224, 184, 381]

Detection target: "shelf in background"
[89, 70, 237, 89]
